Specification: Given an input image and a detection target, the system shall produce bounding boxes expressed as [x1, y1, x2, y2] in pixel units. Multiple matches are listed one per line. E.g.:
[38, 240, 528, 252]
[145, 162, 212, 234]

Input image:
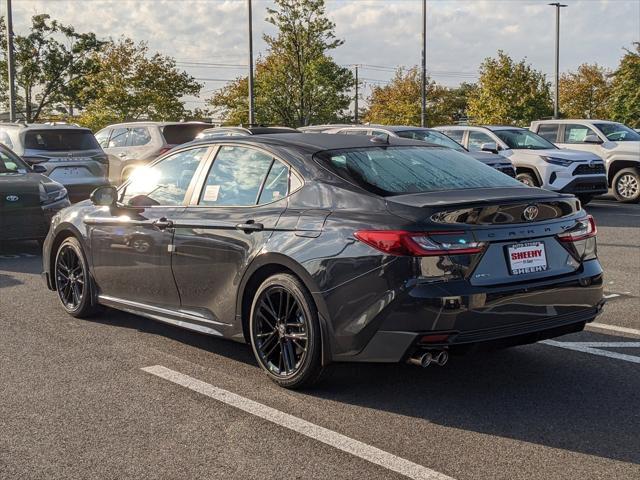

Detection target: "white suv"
[434, 125, 607, 205]
[530, 119, 640, 203]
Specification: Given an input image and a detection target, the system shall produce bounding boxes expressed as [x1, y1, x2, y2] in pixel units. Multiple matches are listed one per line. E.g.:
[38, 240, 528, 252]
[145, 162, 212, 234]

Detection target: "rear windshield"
[162, 124, 210, 145]
[315, 146, 524, 197]
[24, 129, 99, 151]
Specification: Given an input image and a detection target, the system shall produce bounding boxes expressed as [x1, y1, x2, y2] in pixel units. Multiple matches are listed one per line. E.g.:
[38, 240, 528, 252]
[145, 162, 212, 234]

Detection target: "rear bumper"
[336, 259, 604, 363]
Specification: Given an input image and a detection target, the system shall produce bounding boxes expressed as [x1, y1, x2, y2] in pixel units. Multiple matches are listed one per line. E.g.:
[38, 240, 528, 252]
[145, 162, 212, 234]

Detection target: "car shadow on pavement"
[308, 341, 640, 466]
[0, 241, 44, 276]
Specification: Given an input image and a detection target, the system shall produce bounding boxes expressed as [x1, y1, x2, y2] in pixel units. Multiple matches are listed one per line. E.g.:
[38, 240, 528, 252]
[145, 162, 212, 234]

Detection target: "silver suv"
[530, 119, 640, 203]
[0, 122, 109, 202]
[95, 122, 210, 184]
[434, 125, 608, 205]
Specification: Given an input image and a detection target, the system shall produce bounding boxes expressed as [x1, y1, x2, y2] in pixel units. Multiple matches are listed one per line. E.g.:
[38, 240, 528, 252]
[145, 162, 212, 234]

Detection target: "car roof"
[102, 121, 210, 129]
[337, 125, 434, 133]
[532, 119, 617, 124]
[183, 132, 431, 154]
[203, 126, 298, 135]
[435, 125, 523, 131]
[0, 122, 92, 131]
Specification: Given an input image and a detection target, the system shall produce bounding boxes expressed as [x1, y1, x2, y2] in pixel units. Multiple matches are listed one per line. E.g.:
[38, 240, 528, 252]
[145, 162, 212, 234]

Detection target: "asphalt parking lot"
[1, 198, 638, 480]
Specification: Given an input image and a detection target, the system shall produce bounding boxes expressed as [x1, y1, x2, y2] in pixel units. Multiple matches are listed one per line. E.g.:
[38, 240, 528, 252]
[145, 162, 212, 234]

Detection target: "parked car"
[530, 119, 640, 203]
[43, 134, 604, 388]
[95, 121, 211, 185]
[328, 125, 516, 176]
[434, 125, 608, 205]
[0, 122, 109, 202]
[196, 126, 298, 139]
[0, 143, 70, 244]
[298, 124, 353, 133]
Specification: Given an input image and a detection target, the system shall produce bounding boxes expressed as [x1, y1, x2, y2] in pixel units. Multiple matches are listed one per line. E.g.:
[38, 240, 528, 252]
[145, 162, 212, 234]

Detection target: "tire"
[516, 172, 539, 187]
[577, 195, 594, 206]
[612, 168, 640, 203]
[54, 237, 99, 318]
[249, 273, 325, 389]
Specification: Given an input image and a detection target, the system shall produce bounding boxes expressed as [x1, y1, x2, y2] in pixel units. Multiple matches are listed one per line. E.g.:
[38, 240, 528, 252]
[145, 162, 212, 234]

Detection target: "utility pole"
[420, 0, 427, 127]
[549, 2, 567, 119]
[354, 65, 359, 124]
[5, 0, 17, 122]
[247, 0, 255, 126]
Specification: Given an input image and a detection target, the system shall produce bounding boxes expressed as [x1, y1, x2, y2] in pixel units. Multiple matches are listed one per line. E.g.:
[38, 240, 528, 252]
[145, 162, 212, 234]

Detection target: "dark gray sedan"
[42, 134, 604, 388]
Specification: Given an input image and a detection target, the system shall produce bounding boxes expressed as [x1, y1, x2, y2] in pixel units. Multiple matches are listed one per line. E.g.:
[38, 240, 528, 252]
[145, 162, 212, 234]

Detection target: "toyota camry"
[42, 134, 604, 388]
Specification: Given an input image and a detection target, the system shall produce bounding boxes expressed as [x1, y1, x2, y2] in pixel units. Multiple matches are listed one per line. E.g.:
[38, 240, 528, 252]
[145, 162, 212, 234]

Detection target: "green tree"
[559, 63, 612, 119]
[363, 67, 474, 126]
[467, 51, 552, 126]
[77, 38, 202, 131]
[609, 43, 640, 128]
[209, 0, 352, 126]
[0, 14, 104, 121]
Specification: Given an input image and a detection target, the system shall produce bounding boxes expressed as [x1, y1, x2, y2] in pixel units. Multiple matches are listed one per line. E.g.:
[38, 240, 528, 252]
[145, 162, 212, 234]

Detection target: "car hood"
[510, 148, 601, 162]
[605, 141, 640, 156]
[466, 150, 511, 165]
[0, 171, 51, 193]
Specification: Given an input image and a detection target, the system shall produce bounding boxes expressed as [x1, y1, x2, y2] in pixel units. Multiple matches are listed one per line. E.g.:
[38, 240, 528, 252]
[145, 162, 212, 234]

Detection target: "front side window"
[199, 146, 273, 206]
[563, 124, 598, 143]
[493, 129, 556, 150]
[24, 129, 100, 151]
[536, 124, 559, 142]
[128, 127, 152, 147]
[594, 123, 640, 142]
[0, 148, 28, 173]
[108, 128, 129, 148]
[121, 147, 208, 206]
[95, 129, 111, 149]
[396, 129, 466, 151]
[315, 146, 524, 197]
[468, 131, 496, 151]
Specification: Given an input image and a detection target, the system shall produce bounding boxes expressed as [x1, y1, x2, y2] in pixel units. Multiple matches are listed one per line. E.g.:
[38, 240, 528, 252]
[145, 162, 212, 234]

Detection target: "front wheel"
[516, 172, 538, 187]
[613, 168, 640, 203]
[249, 273, 324, 389]
[54, 237, 99, 318]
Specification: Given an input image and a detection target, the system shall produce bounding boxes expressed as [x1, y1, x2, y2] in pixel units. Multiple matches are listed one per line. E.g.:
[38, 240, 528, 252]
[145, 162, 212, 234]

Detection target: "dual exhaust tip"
[407, 350, 449, 368]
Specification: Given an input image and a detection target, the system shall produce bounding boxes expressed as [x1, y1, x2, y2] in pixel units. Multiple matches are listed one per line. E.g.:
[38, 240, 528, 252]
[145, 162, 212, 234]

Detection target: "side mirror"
[31, 164, 47, 173]
[584, 135, 603, 144]
[90, 185, 119, 207]
[481, 142, 499, 154]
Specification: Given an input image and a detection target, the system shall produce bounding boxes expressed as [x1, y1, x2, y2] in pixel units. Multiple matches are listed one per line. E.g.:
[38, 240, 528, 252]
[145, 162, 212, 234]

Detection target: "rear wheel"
[54, 237, 99, 318]
[249, 273, 324, 389]
[516, 172, 538, 187]
[612, 168, 640, 203]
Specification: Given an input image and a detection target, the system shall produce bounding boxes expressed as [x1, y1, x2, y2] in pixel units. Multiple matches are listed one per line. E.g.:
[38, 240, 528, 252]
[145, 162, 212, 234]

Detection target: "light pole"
[420, 0, 427, 127]
[247, 0, 255, 126]
[549, 2, 567, 119]
[5, 0, 17, 122]
[354, 64, 359, 124]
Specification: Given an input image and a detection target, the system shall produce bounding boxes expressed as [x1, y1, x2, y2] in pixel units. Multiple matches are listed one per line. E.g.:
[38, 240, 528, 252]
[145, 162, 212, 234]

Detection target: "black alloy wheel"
[250, 274, 324, 389]
[54, 237, 98, 318]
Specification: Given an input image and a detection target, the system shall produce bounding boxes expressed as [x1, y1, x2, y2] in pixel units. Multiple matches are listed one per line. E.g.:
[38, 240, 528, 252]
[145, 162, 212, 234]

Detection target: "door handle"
[235, 221, 264, 233]
[118, 152, 127, 157]
[153, 217, 174, 230]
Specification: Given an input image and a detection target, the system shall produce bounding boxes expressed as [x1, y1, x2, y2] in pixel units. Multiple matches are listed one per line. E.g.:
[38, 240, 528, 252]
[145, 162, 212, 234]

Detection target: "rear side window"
[128, 127, 152, 147]
[563, 124, 597, 143]
[439, 130, 464, 143]
[199, 146, 273, 206]
[162, 124, 209, 145]
[24, 130, 99, 151]
[315, 146, 523, 197]
[536, 124, 559, 142]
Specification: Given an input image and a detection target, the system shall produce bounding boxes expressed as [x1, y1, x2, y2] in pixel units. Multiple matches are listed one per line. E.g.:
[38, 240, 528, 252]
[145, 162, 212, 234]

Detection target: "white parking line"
[603, 293, 620, 299]
[586, 322, 640, 337]
[142, 365, 454, 480]
[541, 340, 640, 364]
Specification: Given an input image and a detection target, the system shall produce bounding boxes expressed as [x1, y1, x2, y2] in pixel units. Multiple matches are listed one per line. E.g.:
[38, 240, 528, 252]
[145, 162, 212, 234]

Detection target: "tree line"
[1, 0, 638, 132]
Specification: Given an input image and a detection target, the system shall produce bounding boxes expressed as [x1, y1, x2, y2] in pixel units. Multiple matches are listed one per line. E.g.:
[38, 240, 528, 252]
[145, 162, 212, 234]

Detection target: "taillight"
[353, 230, 486, 256]
[557, 215, 597, 243]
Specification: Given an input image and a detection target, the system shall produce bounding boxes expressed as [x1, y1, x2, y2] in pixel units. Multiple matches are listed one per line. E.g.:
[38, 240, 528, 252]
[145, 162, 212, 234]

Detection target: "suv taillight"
[557, 215, 597, 243]
[354, 230, 486, 256]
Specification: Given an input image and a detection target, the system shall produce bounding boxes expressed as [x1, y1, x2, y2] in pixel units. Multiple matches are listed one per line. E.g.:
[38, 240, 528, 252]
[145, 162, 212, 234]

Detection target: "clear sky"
[3, 0, 639, 108]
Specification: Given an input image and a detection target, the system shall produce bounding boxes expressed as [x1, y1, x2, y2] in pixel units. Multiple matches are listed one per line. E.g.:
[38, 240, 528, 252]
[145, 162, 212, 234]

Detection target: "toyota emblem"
[523, 205, 539, 221]
[6, 195, 19, 202]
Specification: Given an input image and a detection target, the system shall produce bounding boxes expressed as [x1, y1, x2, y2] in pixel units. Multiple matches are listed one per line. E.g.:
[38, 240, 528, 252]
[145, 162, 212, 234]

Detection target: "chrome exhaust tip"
[433, 350, 449, 367]
[408, 351, 433, 368]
